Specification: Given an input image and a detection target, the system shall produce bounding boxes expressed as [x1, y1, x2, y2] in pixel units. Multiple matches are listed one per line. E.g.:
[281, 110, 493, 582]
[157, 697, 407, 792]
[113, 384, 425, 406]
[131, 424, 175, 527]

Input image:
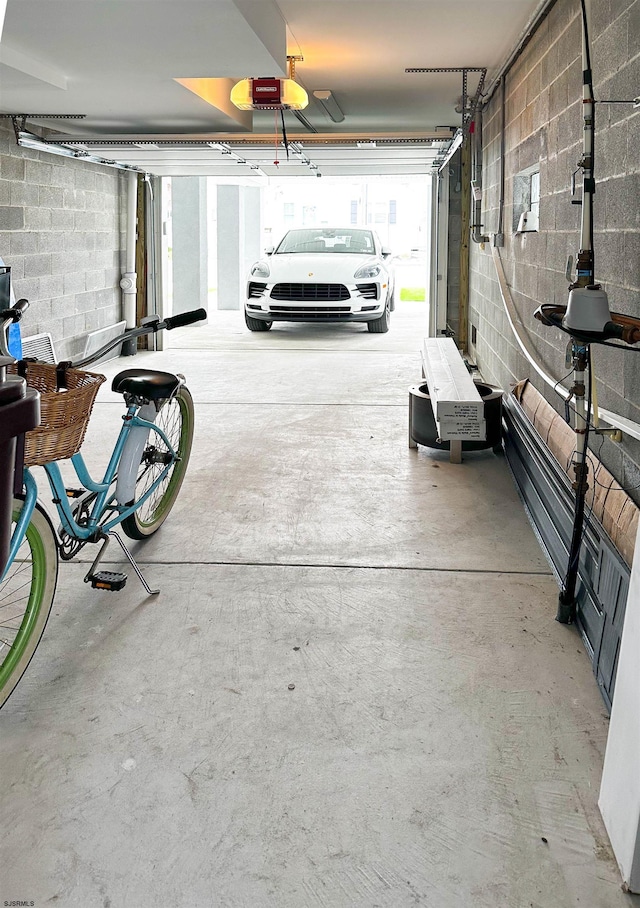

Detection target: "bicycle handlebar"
[73, 307, 207, 368]
[164, 308, 207, 330]
[0, 301, 207, 368]
[0, 298, 29, 323]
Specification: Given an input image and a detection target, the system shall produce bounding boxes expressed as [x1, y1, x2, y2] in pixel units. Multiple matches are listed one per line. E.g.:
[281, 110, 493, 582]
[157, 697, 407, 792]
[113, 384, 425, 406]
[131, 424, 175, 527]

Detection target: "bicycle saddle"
[112, 369, 181, 401]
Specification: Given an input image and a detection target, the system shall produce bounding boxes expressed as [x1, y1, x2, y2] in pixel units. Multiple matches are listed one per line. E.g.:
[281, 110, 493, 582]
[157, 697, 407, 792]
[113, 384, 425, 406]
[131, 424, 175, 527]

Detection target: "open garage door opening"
[159, 174, 432, 345]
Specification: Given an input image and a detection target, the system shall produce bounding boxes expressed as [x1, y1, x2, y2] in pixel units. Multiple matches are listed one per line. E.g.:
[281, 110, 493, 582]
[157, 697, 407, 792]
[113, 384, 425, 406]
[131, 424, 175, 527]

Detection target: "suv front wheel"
[245, 311, 272, 331]
[367, 298, 390, 333]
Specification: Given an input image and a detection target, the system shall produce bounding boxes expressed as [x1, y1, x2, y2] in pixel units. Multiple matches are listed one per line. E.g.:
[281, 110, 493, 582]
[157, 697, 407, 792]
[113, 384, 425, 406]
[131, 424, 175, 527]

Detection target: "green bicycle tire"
[121, 386, 195, 540]
[0, 500, 58, 709]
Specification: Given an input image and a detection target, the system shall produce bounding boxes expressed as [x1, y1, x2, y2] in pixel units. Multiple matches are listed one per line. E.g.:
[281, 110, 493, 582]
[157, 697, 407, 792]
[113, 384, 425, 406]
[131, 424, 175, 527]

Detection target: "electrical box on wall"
[513, 166, 540, 233]
[516, 209, 538, 233]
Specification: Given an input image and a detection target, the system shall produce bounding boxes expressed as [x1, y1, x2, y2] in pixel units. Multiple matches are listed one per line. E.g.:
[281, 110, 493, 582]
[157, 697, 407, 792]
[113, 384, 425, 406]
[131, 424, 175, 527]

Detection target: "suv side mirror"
[381, 246, 392, 258]
[264, 246, 275, 256]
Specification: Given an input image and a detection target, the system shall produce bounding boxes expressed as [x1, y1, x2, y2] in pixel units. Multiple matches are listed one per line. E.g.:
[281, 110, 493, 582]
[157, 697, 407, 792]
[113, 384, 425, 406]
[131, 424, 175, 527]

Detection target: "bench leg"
[450, 440, 462, 464]
[408, 392, 418, 448]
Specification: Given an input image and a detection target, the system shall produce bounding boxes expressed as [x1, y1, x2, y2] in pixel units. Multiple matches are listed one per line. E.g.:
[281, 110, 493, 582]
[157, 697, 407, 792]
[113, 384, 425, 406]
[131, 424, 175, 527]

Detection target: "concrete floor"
[1, 302, 636, 907]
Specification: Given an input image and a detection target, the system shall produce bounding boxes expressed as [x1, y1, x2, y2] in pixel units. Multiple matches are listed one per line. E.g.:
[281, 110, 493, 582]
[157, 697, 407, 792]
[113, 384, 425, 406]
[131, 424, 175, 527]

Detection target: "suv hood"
[265, 253, 386, 282]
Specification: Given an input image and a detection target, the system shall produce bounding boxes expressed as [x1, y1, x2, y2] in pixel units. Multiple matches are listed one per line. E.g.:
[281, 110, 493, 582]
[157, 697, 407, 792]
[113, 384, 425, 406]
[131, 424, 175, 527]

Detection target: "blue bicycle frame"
[4, 401, 180, 577]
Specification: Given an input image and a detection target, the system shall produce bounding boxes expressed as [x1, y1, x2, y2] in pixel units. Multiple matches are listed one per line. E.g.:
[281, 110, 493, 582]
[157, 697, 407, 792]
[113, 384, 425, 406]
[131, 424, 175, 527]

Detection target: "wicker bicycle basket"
[8, 361, 106, 466]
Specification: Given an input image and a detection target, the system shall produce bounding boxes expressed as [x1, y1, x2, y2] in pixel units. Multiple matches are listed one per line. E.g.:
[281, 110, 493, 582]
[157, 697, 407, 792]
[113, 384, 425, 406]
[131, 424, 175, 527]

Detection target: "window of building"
[302, 205, 316, 225]
[529, 171, 540, 230]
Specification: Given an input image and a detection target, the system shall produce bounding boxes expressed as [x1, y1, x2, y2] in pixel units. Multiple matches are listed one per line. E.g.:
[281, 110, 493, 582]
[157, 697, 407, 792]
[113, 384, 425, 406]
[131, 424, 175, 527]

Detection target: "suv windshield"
[276, 228, 375, 255]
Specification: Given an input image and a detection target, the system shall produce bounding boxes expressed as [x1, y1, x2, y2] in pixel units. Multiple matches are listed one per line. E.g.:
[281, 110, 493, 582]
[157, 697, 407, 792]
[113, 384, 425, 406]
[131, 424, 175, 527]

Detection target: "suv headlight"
[251, 261, 270, 278]
[354, 261, 381, 279]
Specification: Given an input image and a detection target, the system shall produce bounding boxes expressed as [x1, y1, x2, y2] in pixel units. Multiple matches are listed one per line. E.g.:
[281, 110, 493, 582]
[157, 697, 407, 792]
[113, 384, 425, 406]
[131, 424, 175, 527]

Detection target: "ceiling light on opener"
[313, 90, 345, 123]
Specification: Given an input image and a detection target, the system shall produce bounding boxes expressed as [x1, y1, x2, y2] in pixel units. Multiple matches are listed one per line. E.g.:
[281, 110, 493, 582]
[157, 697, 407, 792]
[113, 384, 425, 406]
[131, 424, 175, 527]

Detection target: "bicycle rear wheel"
[121, 386, 195, 540]
[0, 500, 58, 708]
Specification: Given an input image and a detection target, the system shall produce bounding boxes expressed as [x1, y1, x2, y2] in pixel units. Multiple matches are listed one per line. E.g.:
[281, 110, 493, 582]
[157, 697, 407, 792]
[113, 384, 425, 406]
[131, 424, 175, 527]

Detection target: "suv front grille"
[271, 283, 350, 301]
[270, 306, 350, 315]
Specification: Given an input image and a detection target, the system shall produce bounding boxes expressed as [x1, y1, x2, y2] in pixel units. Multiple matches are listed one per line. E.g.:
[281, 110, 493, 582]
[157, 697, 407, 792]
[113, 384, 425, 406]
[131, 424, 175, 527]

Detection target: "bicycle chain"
[58, 493, 95, 561]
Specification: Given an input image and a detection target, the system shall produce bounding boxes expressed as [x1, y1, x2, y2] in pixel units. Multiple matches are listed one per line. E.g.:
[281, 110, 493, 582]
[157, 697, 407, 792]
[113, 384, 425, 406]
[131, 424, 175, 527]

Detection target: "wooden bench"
[410, 337, 486, 463]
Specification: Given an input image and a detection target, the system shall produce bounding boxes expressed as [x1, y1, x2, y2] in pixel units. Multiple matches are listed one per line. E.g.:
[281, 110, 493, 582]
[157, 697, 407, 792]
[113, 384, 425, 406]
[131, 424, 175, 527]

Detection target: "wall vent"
[21, 332, 56, 363]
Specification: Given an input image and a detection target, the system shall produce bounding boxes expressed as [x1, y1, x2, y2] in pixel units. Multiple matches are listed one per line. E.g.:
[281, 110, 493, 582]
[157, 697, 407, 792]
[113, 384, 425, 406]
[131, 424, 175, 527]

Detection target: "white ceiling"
[1, 0, 542, 177]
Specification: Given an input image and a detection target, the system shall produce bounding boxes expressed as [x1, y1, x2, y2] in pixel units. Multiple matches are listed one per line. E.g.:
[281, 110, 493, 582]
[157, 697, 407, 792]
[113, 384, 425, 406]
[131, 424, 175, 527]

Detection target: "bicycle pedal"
[65, 488, 85, 499]
[89, 571, 127, 592]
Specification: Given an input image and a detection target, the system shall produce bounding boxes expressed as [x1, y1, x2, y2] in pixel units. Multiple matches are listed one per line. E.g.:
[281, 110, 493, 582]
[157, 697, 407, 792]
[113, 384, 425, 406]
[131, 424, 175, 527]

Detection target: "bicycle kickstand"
[84, 531, 160, 596]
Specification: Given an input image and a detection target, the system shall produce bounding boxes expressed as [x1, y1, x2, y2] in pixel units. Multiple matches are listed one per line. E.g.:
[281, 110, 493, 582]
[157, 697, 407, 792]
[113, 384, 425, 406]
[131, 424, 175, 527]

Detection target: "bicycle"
[0, 301, 206, 708]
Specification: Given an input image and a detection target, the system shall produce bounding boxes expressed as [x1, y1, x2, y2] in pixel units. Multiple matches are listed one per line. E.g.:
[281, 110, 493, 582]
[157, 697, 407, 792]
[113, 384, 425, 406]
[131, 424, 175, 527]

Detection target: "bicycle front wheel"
[121, 386, 195, 540]
[0, 500, 58, 709]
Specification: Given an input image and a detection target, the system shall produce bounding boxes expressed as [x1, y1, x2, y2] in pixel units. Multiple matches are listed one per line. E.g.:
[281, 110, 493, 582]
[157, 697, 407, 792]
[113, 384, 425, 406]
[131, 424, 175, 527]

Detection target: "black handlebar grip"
[0, 299, 29, 322]
[164, 308, 207, 330]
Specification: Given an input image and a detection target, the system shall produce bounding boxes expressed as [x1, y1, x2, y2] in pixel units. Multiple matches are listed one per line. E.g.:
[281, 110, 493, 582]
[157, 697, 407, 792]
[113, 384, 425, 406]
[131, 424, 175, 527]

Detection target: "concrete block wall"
[470, 0, 640, 504]
[0, 122, 124, 361]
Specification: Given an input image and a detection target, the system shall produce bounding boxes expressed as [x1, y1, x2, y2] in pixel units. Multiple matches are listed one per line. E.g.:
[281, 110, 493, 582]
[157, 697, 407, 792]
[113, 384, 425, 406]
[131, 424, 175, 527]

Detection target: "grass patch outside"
[399, 287, 426, 302]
